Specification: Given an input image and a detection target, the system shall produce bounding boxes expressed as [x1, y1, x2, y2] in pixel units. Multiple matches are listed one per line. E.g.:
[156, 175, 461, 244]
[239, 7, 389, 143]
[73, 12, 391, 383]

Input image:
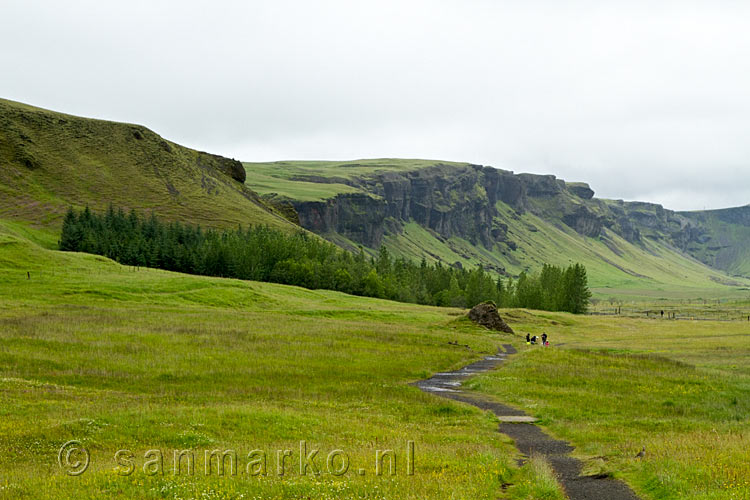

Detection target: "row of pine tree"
[59, 206, 591, 313]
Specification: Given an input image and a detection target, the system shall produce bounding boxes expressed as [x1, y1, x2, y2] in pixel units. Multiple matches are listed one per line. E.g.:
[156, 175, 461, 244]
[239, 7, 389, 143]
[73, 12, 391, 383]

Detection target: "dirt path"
[417, 344, 641, 500]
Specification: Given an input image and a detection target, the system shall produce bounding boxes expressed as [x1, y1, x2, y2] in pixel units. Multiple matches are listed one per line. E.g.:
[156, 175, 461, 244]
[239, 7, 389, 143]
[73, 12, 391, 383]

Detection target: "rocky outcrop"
[291, 165, 639, 246]
[292, 164, 503, 248]
[196, 152, 246, 183]
[468, 302, 515, 333]
[567, 182, 595, 199]
[295, 193, 387, 248]
[517, 173, 565, 198]
[562, 205, 605, 238]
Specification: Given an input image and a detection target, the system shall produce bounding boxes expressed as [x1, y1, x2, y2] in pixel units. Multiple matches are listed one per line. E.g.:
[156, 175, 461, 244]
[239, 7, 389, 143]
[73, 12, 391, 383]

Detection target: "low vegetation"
[470, 310, 750, 500]
[4, 97, 750, 500]
[4, 218, 750, 498]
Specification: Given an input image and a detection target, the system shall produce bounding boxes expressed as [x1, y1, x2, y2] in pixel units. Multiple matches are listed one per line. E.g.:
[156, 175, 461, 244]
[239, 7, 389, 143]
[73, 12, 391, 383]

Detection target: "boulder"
[468, 302, 514, 334]
[567, 182, 595, 199]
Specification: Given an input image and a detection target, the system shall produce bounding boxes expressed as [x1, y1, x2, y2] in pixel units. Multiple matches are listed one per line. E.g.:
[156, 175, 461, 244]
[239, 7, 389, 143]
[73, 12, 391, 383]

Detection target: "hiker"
[530, 335, 537, 345]
[526, 333, 530, 344]
[661, 310, 664, 318]
[541, 332, 548, 345]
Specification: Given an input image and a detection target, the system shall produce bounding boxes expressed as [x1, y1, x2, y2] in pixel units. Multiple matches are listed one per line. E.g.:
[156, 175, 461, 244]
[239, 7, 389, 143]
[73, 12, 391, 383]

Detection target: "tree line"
[58, 206, 591, 313]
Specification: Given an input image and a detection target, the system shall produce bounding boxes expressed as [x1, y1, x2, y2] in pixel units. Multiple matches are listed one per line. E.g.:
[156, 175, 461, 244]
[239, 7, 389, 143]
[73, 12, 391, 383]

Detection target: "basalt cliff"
[261, 162, 748, 280]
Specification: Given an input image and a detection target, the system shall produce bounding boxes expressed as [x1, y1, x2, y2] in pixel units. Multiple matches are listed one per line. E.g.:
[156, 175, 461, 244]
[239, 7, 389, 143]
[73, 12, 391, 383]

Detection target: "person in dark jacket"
[541, 332, 548, 345]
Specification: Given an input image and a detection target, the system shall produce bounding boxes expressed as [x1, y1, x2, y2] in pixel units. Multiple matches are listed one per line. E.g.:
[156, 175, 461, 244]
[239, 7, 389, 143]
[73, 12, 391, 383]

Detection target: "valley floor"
[1, 220, 749, 499]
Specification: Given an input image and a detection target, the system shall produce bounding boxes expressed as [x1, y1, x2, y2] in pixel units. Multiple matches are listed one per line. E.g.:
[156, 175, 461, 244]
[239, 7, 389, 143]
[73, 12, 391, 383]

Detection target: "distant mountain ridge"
[245, 159, 750, 294]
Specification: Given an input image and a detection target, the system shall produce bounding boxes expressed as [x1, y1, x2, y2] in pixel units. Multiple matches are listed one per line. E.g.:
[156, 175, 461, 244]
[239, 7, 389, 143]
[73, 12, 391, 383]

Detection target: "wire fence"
[589, 305, 750, 322]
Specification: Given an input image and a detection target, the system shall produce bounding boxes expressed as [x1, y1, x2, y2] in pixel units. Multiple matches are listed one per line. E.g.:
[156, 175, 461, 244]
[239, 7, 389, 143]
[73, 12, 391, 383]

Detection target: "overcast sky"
[2, 1, 749, 210]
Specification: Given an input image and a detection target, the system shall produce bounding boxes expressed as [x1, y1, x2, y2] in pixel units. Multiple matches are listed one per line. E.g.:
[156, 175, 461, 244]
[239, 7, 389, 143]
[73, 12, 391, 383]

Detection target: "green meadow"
[472, 310, 750, 500]
[0, 220, 567, 500]
[2, 218, 750, 499]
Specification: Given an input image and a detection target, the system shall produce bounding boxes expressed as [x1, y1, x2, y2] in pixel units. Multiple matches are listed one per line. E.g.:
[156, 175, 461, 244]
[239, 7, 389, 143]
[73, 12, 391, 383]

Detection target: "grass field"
[3, 219, 750, 499]
[244, 159, 470, 182]
[472, 310, 750, 500]
[0, 219, 571, 500]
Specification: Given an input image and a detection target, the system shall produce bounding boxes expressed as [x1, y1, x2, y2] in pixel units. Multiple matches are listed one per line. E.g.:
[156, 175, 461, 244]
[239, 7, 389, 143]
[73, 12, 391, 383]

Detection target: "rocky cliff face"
[295, 193, 387, 247]
[288, 163, 747, 275]
[289, 164, 614, 248]
[677, 205, 750, 275]
[291, 164, 522, 248]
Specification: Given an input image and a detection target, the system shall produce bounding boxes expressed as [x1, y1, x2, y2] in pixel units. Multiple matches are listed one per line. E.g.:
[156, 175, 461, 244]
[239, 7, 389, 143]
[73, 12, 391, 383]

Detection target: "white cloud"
[1, 0, 748, 210]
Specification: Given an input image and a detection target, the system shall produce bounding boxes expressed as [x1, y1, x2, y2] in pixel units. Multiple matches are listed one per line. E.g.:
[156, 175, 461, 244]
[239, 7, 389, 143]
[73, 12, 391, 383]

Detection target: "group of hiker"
[525, 332, 550, 346]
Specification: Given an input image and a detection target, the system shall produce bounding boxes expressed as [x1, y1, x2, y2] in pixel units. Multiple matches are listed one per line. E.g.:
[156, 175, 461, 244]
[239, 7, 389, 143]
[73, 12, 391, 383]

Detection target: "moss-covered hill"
[0, 98, 294, 231]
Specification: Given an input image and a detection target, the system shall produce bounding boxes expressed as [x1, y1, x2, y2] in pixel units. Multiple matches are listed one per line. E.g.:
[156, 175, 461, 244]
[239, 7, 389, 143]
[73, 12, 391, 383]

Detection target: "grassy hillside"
[242, 159, 750, 300]
[245, 158, 470, 181]
[384, 203, 747, 299]
[0, 98, 294, 231]
[3, 96, 744, 299]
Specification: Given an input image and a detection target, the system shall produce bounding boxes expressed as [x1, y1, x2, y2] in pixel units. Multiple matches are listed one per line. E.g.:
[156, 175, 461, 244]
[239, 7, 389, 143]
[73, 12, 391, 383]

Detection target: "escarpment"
[283, 162, 745, 276]
[288, 164, 626, 248]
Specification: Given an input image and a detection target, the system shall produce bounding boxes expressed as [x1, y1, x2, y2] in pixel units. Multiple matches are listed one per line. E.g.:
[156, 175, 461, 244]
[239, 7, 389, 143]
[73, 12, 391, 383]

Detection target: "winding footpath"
[417, 344, 641, 500]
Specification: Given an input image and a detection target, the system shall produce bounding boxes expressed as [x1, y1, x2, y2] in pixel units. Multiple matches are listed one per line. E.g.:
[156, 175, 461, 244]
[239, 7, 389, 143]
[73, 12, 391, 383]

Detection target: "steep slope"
[245, 160, 750, 297]
[679, 206, 750, 277]
[0, 98, 295, 231]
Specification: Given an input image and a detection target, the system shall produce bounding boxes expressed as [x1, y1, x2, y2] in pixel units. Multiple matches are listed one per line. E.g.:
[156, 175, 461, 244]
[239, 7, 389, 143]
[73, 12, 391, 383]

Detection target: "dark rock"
[294, 193, 386, 248]
[516, 173, 564, 197]
[562, 205, 605, 237]
[567, 182, 595, 199]
[468, 302, 515, 334]
[196, 152, 246, 183]
[294, 164, 501, 248]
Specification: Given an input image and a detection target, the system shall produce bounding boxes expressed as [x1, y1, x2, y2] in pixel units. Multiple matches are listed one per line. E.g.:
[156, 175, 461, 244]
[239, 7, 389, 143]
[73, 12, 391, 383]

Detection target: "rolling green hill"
[0, 98, 295, 232]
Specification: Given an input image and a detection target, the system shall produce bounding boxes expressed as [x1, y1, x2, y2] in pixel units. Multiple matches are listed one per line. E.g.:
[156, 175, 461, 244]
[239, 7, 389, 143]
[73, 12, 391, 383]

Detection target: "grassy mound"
[0, 98, 293, 231]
